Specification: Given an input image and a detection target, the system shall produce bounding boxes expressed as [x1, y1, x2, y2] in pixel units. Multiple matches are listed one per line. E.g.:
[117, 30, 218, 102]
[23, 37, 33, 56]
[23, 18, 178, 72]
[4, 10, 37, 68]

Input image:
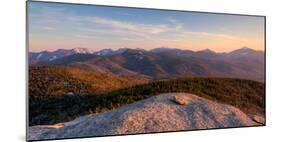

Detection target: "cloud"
[75, 35, 97, 39]
[77, 15, 238, 42]
[29, 4, 240, 47]
[66, 15, 185, 40]
[30, 5, 184, 40]
[76, 16, 181, 35]
[185, 31, 239, 40]
[167, 17, 178, 24]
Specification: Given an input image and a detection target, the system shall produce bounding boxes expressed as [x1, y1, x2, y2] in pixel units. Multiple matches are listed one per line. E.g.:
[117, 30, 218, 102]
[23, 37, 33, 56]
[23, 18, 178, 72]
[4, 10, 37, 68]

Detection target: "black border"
[26, 0, 266, 141]
[26, 1, 29, 142]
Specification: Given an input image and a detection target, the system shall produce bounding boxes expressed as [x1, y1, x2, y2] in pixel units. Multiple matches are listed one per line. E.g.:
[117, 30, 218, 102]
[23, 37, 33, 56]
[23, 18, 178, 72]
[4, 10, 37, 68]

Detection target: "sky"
[28, 1, 265, 52]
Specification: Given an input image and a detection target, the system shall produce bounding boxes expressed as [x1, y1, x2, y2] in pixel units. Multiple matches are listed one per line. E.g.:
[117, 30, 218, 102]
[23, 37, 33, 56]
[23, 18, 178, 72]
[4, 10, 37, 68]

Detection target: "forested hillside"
[29, 77, 264, 126]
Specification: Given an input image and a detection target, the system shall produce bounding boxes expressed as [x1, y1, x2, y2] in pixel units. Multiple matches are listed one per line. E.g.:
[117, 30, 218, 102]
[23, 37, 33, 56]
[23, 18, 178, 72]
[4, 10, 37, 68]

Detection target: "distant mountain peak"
[116, 48, 128, 52]
[236, 47, 253, 51]
[100, 48, 113, 52]
[150, 47, 177, 53]
[56, 49, 68, 52]
[72, 47, 94, 54]
[199, 48, 216, 53]
[93, 49, 113, 56]
[230, 47, 256, 55]
[241, 46, 250, 49]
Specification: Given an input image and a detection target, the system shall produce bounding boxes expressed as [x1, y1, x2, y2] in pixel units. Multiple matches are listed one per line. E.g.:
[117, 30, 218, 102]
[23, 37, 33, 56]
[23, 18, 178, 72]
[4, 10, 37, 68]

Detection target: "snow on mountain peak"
[93, 48, 129, 56]
[72, 48, 94, 54]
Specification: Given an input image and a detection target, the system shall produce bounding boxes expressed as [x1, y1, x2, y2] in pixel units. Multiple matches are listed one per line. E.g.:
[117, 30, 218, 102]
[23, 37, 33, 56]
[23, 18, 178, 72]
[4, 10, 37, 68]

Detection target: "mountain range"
[29, 47, 264, 82]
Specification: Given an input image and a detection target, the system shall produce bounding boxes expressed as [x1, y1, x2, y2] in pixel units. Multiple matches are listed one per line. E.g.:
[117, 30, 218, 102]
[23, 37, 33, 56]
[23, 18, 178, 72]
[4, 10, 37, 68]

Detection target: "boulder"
[173, 94, 192, 105]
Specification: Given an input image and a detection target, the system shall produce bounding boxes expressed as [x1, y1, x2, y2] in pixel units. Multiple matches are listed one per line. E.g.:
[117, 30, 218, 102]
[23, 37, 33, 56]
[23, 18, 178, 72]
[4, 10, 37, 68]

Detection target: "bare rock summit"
[29, 93, 264, 141]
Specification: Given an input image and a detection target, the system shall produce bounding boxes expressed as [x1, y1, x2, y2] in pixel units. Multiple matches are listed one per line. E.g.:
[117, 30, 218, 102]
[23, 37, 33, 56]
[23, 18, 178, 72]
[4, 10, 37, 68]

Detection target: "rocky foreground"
[28, 93, 264, 140]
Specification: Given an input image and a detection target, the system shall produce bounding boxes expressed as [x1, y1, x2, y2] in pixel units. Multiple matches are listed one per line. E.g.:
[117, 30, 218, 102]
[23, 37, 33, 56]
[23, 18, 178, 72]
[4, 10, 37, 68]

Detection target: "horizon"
[29, 46, 264, 53]
[28, 2, 265, 52]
